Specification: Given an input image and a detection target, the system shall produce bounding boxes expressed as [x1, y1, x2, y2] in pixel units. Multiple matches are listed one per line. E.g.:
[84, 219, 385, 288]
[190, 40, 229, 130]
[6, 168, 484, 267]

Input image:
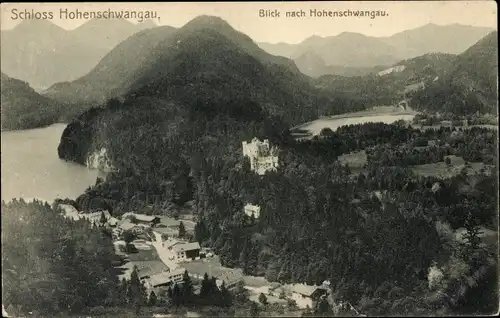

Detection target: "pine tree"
[128, 266, 147, 308]
[219, 281, 232, 307]
[250, 302, 260, 317]
[119, 278, 129, 305]
[200, 273, 211, 299]
[178, 221, 186, 238]
[181, 270, 194, 304]
[99, 211, 107, 226]
[171, 284, 182, 306]
[167, 286, 173, 299]
[248, 243, 260, 275]
[195, 219, 209, 244]
[148, 291, 158, 306]
[239, 240, 250, 274]
[258, 293, 268, 305]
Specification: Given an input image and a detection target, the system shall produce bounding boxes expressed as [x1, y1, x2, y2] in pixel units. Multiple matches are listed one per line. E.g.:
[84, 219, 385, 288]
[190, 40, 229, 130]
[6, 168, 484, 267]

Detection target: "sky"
[0, 1, 497, 43]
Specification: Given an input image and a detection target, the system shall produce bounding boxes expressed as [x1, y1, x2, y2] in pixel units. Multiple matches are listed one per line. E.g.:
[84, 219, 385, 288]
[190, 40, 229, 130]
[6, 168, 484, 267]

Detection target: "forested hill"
[411, 31, 499, 115]
[1, 72, 62, 130]
[313, 52, 457, 106]
[46, 15, 365, 125]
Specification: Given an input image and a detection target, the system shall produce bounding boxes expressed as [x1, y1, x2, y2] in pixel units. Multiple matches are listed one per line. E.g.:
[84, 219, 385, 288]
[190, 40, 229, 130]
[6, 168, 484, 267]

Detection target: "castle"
[244, 204, 261, 219]
[242, 137, 279, 175]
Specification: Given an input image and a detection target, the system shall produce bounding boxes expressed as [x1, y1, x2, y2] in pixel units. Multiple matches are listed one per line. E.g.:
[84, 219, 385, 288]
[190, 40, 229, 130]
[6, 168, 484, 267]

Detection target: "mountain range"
[314, 28, 498, 116]
[258, 23, 494, 77]
[45, 15, 363, 125]
[0, 18, 157, 90]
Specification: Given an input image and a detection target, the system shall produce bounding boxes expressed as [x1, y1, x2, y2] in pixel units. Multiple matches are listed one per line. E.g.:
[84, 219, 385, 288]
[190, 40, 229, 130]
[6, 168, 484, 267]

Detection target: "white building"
[146, 268, 186, 289]
[242, 137, 279, 175]
[166, 241, 201, 263]
[244, 204, 261, 219]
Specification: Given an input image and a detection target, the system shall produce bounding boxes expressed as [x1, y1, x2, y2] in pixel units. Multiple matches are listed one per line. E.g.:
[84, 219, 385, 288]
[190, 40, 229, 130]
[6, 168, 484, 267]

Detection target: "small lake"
[298, 114, 416, 136]
[1, 124, 102, 203]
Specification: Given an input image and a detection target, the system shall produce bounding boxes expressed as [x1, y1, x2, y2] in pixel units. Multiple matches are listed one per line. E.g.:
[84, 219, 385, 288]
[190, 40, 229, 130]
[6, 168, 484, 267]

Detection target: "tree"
[171, 284, 182, 306]
[195, 219, 209, 244]
[178, 221, 186, 238]
[99, 211, 107, 226]
[314, 297, 331, 315]
[320, 127, 335, 137]
[258, 293, 268, 305]
[239, 240, 251, 274]
[181, 270, 194, 304]
[219, 281, 232, 307]
[148, 291, 158, 306]
[200, 273, 212, 299]
[250, 302, 260, 317]
[127, 266, 147, 309]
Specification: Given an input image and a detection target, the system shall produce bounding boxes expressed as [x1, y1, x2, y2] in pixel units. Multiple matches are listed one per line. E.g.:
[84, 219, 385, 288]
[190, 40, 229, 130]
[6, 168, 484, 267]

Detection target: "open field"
[410, 161, 493, 178]
[338, 150, 368, 173]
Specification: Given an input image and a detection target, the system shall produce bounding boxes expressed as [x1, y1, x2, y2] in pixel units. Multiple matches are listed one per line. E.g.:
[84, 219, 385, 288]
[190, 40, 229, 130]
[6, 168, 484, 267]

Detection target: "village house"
[118, 220, 145, 235]
[135, 261, 169, 281]
[242, 137, 279, 175]
[216, 270, 244, 289]
[122, 213, 161, 227]
[145, 268, 186, 289]
[167, 242, 201, 263]
[244, 203, 261, 219]
[185, 266, 244, 290]
[290, 284, 327, 309]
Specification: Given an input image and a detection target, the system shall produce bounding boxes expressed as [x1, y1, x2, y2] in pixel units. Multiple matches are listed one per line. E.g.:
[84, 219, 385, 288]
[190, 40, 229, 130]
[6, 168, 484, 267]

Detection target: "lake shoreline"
[293, 107, 419, 131]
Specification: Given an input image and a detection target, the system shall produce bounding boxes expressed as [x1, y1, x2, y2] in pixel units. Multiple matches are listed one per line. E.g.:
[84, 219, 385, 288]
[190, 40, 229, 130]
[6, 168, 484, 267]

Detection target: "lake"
[1, 124, 102, 203]
[297, 114, 416, 137]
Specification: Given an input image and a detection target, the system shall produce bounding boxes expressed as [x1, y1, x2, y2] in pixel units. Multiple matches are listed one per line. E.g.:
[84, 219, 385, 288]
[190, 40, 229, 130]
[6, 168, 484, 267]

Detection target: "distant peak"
[337, 31, 366, 38]
[137, 19, 157, 28]
[14, 19, 64, 31]
[75, 18, 134, 30]
[185, 15, 231, 28]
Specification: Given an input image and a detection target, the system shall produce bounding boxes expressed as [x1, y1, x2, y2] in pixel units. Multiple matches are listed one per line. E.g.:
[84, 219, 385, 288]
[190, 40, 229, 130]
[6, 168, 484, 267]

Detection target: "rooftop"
[135, 214, 159, 222]
[291, 284, 326, 297]
[217, 270, 244, 285]
[153, 227, 178, 235]
[148, 268, 186, 287]
[156, 216, 181, 227]
[136, 261, 169, 278]
[172, 242, 201, 253]
[119, 222, 136, 231]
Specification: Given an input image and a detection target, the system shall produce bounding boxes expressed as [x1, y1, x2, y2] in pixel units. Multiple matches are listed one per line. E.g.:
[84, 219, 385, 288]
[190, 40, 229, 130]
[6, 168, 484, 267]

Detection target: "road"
[151, 232, 180, 270]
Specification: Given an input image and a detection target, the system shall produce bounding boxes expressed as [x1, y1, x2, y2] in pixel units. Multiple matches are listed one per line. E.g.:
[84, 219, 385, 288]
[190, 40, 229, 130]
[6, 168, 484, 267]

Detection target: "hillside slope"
[1, 73, 62, 130]
[314, 52, 457, 106]
[411, 31, 498, 115]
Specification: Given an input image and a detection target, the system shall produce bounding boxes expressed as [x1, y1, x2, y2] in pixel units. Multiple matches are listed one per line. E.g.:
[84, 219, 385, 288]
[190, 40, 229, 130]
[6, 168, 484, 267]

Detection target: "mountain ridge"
[0, 19, 159, 90]
[257, 23, 494, 78]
